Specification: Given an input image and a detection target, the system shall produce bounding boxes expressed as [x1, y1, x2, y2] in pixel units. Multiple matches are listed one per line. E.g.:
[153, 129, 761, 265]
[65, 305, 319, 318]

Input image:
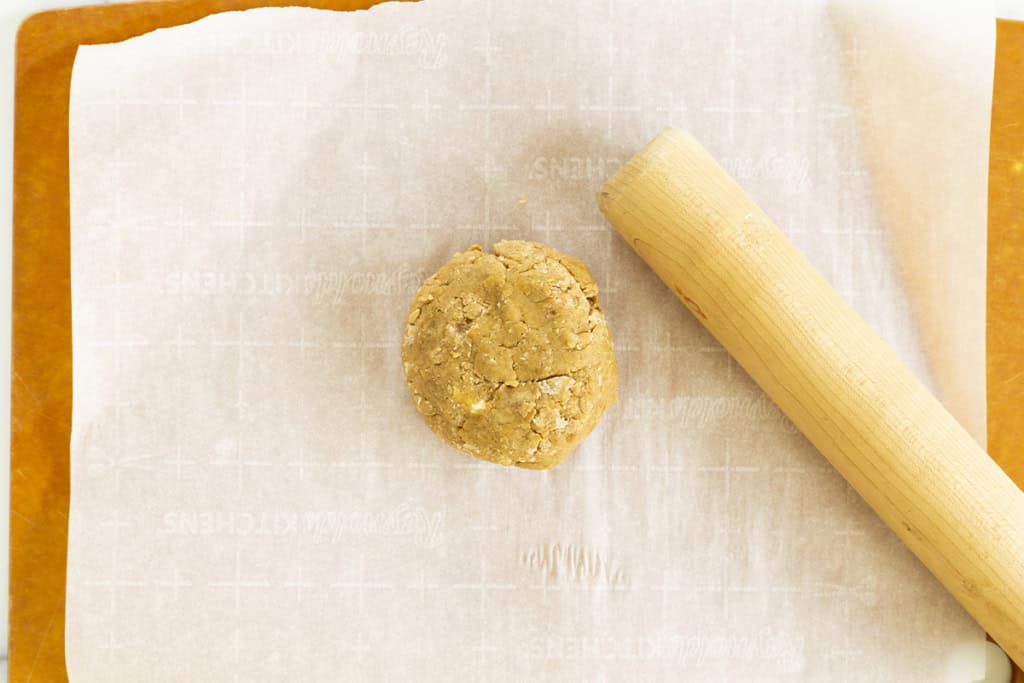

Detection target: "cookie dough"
[401, 240, 618, 469]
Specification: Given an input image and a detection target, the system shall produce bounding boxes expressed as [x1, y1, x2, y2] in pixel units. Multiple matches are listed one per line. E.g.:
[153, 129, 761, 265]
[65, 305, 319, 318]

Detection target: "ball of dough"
[401, 240, 618, 469]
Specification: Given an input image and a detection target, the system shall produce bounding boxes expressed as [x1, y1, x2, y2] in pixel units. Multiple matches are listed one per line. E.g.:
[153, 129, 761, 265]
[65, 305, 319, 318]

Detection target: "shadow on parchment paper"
[507, 123, 667, 296]
[254, 121, 467, 467]
[828, 0, 992, 447]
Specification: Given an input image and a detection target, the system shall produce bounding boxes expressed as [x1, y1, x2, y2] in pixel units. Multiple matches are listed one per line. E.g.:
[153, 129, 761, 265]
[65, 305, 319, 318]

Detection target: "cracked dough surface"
[401, 240, 618, 469]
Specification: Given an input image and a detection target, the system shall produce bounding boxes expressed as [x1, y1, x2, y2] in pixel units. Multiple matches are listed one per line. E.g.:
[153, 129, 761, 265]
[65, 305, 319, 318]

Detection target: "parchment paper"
[67, 1, 994, 680]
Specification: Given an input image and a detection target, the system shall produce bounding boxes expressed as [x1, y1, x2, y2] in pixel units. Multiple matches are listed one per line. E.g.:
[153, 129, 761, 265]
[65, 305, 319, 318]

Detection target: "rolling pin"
[598, 128, 1024, 667]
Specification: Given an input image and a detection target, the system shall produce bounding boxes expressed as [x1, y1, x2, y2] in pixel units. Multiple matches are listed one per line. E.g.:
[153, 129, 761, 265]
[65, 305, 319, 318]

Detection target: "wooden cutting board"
[988, 21, 1024, 680]
[9, 2, 1023, 680]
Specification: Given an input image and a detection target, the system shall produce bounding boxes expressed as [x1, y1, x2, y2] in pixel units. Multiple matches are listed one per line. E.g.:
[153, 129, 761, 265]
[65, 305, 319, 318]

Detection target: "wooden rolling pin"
[598, 128, 1024, 667]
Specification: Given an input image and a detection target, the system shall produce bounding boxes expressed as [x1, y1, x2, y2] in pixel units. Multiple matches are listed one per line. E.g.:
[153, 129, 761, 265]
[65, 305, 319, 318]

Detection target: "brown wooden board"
[8, 3, 1022, 680]
[988, 17, 1024, 683]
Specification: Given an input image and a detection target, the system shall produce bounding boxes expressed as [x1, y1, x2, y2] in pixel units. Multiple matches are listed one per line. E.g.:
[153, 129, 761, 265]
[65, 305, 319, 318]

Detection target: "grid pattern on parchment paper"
[66, 0, 979, 681]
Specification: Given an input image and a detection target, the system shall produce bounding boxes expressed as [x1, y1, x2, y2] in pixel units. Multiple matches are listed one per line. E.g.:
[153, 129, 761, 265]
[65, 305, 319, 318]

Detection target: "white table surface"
[0, 1, 1020, 681]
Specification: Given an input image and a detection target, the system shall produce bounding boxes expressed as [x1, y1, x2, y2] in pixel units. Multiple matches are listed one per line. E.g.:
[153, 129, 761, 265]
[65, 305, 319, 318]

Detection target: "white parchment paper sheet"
[68, 1, 993, 680]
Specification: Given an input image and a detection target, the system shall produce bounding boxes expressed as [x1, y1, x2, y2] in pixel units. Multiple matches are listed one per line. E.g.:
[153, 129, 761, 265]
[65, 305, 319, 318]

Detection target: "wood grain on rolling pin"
[598, 128, 1024, 668]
